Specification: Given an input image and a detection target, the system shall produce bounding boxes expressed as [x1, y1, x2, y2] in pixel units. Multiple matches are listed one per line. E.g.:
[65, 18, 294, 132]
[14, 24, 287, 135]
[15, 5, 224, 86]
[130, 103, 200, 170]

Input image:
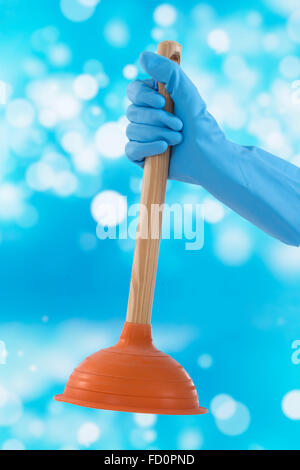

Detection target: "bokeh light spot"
[266, 243, 300, 280]
[95, 121, 126, 158]
[211, 394, 237, 420]
[279, 55, 300, 79]
[91, 190, 127, 227]
[0, 184, 24, 220]
[73, 74, 99, 100]
[153, 4, 177, 27]
[215, 402, 250, 436]
[207, 29, 230, 53]
[79, 232, 97, 251]
[77, 422, 101, 447]
[61, 131, 85, 154]
[287, 10, 300, 43]
[104, 20, 129, 47]
[0, 341, 8, 365]
[26, 162, 55, 191]
[178, 429, 203, 450]
[214, 226, 252, 266]
[72, 146, 100, 174]
[0, 385, 23, 426]
[48, 43, 72, 67]
[2, 439, 25, 450]
[134, 413, 157, 428]
[78, 0, 100, 5]
[197, 353, 213, 369]
[123, 64, 138, 80]
[282, 390, 300, 419]
[60, 0, 96, 22]
[52, 171, 78, 197]
[6, 99, 35, 128]
[203, 198, 225, 224]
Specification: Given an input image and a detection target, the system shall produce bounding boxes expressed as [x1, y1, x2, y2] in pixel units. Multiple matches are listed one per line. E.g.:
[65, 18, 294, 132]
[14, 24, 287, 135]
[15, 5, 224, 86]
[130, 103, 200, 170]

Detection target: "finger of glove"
[125, 140, 168, 164]
[127, 104, 183, 131]
[126, 123, 182, 146]
[127, 79, 165, 108]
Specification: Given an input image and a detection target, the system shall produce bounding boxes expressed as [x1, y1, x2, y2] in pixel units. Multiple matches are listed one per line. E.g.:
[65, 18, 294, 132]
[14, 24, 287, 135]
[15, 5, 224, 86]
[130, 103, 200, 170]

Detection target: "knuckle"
[160, 109, 169, 123]
[125, 141, 134, 159]
[126, 80, 139, 99]
[126, 123, 140, 140]
[126, 82, 134, 98]
[125, 123, 133, 139]
[126, 104, 136, 120]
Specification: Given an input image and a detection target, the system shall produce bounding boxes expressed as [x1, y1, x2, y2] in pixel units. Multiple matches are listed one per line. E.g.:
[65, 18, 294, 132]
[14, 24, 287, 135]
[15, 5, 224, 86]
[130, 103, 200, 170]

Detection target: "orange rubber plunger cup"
[54, 41, 208, 415]
[55, 322, 207, 414]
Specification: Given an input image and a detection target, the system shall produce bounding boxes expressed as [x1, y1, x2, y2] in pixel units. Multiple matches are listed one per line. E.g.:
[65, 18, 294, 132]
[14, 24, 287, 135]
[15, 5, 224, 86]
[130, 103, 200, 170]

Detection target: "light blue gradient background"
[0, 0, 300, 450]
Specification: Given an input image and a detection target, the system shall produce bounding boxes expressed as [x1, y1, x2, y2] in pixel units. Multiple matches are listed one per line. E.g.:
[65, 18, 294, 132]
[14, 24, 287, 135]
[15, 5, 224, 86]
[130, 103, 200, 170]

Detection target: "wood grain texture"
[126, 41, 182, 324]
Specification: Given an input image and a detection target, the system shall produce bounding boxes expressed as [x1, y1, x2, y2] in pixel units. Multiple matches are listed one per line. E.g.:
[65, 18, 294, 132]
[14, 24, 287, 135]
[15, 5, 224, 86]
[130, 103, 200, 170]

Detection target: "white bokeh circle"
[91, 190, 127, 227]
[282, 390, 300, 420]
[153, 4, 177, 27]
[95, 121, 127, 158]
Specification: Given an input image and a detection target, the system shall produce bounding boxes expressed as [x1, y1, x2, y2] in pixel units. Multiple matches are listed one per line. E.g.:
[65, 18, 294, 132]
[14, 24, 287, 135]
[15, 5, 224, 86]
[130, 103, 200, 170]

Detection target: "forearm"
[195, 132, 300, 246]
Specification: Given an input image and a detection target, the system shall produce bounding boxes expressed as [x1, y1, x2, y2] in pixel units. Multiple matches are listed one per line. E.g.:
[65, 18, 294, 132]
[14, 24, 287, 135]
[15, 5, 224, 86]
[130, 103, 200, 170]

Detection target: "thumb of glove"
[139, 51, 206, 115]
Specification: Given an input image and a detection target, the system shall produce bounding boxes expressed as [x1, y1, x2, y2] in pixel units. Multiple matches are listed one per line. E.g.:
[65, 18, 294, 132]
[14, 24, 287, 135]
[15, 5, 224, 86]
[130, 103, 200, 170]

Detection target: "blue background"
[0, 0, 300, 450]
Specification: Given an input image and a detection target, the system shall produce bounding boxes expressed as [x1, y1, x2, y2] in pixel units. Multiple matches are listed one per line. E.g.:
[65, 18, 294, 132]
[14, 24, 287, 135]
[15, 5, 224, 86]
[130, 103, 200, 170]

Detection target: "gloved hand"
[126, 51, 300, 247]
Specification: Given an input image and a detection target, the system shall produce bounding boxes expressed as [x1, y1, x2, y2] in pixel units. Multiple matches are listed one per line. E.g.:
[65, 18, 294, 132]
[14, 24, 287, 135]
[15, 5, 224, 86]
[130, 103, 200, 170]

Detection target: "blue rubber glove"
[126, 51, 300, 247]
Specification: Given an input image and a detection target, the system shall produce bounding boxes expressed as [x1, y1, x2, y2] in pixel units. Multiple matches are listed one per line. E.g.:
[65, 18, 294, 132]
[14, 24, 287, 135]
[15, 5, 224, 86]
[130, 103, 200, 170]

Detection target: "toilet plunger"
[54, 41, 208, 415]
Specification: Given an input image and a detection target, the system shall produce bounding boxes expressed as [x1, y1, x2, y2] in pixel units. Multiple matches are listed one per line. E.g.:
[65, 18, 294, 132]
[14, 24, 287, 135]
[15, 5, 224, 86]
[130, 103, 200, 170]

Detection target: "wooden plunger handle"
[126, 40, 182, 324]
